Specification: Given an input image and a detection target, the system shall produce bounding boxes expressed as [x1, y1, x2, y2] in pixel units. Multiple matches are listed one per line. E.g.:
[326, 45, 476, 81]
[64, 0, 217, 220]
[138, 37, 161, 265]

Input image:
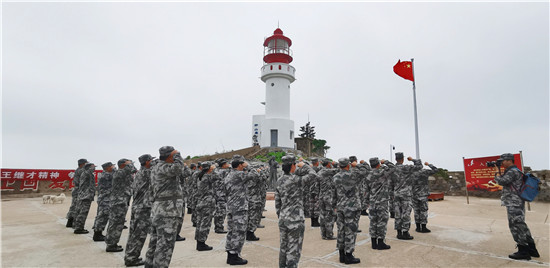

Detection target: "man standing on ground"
[93, 162, 114, 241]
[73, 162, 96, 234]
[366, 157, 395, 250]
[66, 158, 87, 228]
[412, 161, 439, 233]
[392, 153, 422, 240]
[317, 159, 339, 240]
[214, 159, 230, 234]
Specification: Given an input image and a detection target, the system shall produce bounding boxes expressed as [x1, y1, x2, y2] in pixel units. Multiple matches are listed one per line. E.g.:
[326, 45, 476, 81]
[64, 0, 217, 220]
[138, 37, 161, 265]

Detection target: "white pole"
[411, 58, 420, 159]
[463, 157, 470, 205]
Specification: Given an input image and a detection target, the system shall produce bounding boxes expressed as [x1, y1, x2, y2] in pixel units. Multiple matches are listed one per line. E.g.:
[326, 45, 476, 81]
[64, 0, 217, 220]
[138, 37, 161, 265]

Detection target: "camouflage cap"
[159, 146, 175, 158]
[310, 157, 319, 163]
[138, 154, 155, 165]
[349, 156, 358, 162]
[499, 153, 514, 161]
[369, 157, 380, 167]
[395, 152, 404, 160]
[231, 155, 245, 165]
[216, 158, 228, 166]
[117, 158, 130, 166]
[190, 163, 197, 169]
[84, 163, 95, 169]
[101, 162, 114, 169]
[78, 159, 88, 165]
[321, 159, 331, 166]
[338, 157, 350, 168]
[201, 161, 212, 170]
[282, 155, 296, 165]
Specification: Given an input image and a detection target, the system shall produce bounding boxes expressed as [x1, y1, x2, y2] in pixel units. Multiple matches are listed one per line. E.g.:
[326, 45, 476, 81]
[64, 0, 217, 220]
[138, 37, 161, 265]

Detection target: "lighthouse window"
[271, 83, 275, 87]
[290, 130, 294, 140]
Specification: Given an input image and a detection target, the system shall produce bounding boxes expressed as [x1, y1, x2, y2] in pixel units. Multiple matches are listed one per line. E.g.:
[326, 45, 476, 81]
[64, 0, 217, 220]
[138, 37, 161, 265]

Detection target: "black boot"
[356, 229, 362, 233]
[338, 248, 345, 263]
[215, 229, 228, 234]
[396, 230, 403, 239]
[196, 241, 213, 251]
[226, 252, 248, 265]
[257, 224, 265, 228]
[390, 211, 395, 218]
[371, 238, 378, 249]
[93, 230, 105, 241]
[361, 210, 369, 216]
[176, 235, 186, 241]
[246, 231, 259, 241]
[377, 238, 391, 250]
[400, 231, 414, 240]
[66, 218, 74, 228]
[106, 244, 124, 252]
[187, 208, 193, 214]
[74, 228, 89, 234]
[311, 217, 320, 227]
[415, 223, 422, 232]
[528, 242, 540, 258]
[509, 244, 531, 260]
[344, 252, 361, 264]
[420, 224, 431, 233]
[125, 259, 145, 267]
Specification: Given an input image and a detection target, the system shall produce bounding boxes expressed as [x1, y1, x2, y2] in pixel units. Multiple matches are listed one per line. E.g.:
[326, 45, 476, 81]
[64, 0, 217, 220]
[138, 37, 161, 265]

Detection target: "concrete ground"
[1, 196, 549, 267]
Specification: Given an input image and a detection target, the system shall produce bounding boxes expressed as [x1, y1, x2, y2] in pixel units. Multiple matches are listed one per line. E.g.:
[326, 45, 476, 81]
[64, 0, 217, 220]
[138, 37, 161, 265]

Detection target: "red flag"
[393, 60, 414, 82]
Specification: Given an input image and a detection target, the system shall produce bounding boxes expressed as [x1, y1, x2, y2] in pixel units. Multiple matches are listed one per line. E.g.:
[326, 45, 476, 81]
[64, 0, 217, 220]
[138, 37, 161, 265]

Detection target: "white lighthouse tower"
[252, 28, 296, 148]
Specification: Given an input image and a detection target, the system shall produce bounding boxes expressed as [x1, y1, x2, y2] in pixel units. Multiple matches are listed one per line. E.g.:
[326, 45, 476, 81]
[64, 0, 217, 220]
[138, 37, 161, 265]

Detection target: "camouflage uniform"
[74, 165, 96, 230]
[224, 168, 256, 255]
[317, 166, 339, 239]
[145, 150, 184, 268]
[247, 167, 264, 234]
[124, 165, 153, 264]
[392, 159, 422, 233]
[333, 166, 362, 254]
[195, 172, 216, 243]
[176, 165, 193, 237]
[366, 161, 396, 240]
[275, 162, 312, 268]
[93, 170, 113, 232]
[189, 169, 200, 226]
[309, 164, 322, 220]
[357, 163, 371, 212]
[66, 166, 84, 221]
[411, 164, 438, 225]
[105, 162, 136, 247]
[214, 167, 230, 232]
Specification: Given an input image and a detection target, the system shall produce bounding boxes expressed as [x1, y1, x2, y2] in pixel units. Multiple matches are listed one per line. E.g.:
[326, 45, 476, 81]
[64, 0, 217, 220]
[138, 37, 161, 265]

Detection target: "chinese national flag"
[393, 60, 414, 82]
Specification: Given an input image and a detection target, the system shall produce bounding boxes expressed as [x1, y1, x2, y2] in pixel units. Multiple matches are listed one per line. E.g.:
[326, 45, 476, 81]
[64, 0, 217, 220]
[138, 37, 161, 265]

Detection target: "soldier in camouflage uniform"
[214, 159, 230, 233]
[184, 163, 197, 214]
[332, 158, 361, 264]
[74, 162, 96, 234]
[308, 158, 321, 227]
[493, 153, 539, 260]
[224, 155, 257, 265]
[246, 164, 266, 241]
[92, 162, 114, 241]
[124, 154, 155, 266]
[358, 159, 371, 216]
[175, 164, 192, 241]
[300, 157, 312, 219]
[391, 152, 422, 240]
[190, 164, 202, 227]
[105, 159, 137, 252]
[193, 161, 217, 251]
[275, 155, 312, 268]
[66, 158, 87, 228]
[145, 146, 185, 268]
[349, 156, 369, 233]
[412, 161, 439, 233]
[317, 159, 339, 240]
[366, 157, 396, 250]
[269, 156, 279, 190]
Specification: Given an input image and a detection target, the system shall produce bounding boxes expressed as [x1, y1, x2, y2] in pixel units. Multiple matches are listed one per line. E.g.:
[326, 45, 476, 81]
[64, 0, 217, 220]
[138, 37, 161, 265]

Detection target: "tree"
[299, 122, 316, 139]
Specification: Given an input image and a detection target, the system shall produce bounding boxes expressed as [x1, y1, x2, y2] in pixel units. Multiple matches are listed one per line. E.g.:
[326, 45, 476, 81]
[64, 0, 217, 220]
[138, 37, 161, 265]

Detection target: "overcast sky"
[2, 1, 549, 171]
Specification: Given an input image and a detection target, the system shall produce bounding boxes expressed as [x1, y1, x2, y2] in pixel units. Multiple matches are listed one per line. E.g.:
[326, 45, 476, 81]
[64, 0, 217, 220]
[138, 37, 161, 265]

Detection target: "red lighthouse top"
[263, 28, 293, 64]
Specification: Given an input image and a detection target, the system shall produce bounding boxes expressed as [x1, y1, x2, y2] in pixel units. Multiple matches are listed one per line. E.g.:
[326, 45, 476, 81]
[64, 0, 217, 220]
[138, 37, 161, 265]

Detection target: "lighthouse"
[252, 28, 296, 148]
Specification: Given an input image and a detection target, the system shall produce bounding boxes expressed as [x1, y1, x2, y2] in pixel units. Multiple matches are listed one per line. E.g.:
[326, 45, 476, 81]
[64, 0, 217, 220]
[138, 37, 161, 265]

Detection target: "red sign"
[0, 169, 102, 192]
[463, 154, 522, 192]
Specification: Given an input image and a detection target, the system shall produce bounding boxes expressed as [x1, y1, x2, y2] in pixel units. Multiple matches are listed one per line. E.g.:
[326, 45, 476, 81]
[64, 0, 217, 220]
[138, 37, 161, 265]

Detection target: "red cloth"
[393, 60, 414, 82]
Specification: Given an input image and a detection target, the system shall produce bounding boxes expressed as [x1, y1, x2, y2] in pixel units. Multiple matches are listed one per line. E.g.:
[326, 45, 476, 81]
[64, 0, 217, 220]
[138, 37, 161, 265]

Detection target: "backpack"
[511, 168, 541, 202]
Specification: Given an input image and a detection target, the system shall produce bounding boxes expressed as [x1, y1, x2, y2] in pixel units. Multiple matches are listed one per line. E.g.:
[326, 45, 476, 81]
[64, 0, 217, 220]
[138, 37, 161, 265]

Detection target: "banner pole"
[463, 157, 470, 204]
[411, 58, 420, 159]
[519, 150, 531, 211]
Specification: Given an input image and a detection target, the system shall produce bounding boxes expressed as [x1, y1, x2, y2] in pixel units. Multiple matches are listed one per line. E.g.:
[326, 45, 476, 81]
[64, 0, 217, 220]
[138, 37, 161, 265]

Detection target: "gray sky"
[2, 1, 549, 171]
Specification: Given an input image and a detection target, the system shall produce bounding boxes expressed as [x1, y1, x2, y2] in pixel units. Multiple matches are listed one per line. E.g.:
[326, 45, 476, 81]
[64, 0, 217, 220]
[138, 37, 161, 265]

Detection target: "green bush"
[255, 151, 286, 163]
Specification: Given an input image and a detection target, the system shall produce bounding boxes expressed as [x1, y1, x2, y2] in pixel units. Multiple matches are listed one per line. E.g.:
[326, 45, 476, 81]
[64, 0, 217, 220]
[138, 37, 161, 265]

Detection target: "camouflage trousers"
[361, 183, 369, 211]
[336, 210, 360, 253]
[74, 198, 92, 230]
[226, 210, 248, 254]
[247, 202, 262, 232]
[303, 188, 311, 218]
[176, 200, 186, 237]
[319, 198, 336, 239]
[105, 202, 129, 246]
[412, 196, 429, 224]
[278, 220, 305, 268]
[125, 206, 151, 263]
[506, 204, 535, 246]
[214, 199, 226, 232]
[195, 205, 214, 242]
[144, 216, 179, 268]
[66, 191, 79, 219]
[309, 194, 320, 218]
[393, 198, 412, 231]
[93, 199, 110, 231]
[368, 205, 389, 239]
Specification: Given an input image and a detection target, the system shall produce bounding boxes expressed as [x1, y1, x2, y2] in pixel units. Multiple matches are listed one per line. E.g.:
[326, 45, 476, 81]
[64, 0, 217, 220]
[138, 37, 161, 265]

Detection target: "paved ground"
[1, 195, 549, 267]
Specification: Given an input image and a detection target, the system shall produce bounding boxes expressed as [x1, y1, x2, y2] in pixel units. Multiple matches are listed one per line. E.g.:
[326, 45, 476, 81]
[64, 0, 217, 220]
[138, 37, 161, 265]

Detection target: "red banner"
[463, 154, 522, 192]
[0, 168, 102, 192]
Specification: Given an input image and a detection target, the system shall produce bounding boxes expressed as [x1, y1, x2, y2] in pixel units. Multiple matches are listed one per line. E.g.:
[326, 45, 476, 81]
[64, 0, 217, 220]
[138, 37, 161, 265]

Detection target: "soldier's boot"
[176, 235, 186, 241]
[390, 211, 395, 218]
[66, 218, 74, 228]
[528, 242, 540, 257]
[106, 244, 124, 252]
[196, 241, 213, 251]
[420, 224, 431, 233]
[338, 248, 345, 263]
[356, 229, 362, 233]
[74, 229, 89, 234]
[187, 208, 193, 214]
[371, 238, 378, 249]
[311, 217, 320, 227]
[257, 224, 265, 228]
[344, 252, 361, 264]
[361, 210, 369, 216]
[415, 223, 422, 232]
[396, 230, 403, 239]
[93, 230, 105, 241]
[400, 231, 414, 240]
[215, 229, 228, 234]
[246, 231, 259, 241]
[509, 244, 531, 260]
[226, 252, 248, 265]
[377, 238, 391, 250]
[125, 259, 145, 267]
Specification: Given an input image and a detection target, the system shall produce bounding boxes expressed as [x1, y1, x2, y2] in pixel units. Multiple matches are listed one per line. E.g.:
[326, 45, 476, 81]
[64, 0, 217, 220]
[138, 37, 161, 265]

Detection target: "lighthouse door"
[270, 129, 278, 147]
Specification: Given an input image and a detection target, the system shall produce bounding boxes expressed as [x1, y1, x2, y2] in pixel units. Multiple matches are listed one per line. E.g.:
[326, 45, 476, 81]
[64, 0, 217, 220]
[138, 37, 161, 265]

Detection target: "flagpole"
[411, 58, 420, 159]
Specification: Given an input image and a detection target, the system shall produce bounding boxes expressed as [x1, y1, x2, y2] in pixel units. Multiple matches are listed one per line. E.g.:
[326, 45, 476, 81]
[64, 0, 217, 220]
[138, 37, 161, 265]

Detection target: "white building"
[252, 28, 296, 148]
